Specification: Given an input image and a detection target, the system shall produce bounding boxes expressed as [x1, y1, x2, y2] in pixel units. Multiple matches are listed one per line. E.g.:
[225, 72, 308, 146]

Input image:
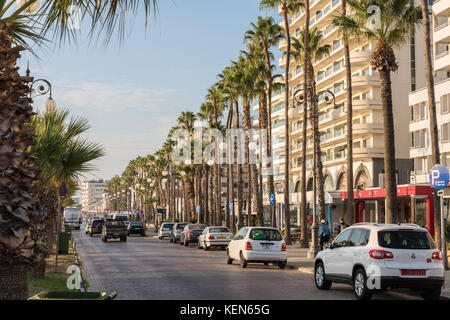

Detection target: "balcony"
[353, 123, 383, 135]
[352, 74, 380, 90]
[435, 50, 450, 72]
[350, 50, 372, 67]
[352, 99, 382, 113]
[353, 147, 384, 159]
[434, 21, 450, 43]
[433, 0, 450, 17]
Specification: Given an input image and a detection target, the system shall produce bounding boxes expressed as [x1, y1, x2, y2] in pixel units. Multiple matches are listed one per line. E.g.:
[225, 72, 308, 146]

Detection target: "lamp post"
[26, 64, 56, 111]
[294, 88, 341, 258]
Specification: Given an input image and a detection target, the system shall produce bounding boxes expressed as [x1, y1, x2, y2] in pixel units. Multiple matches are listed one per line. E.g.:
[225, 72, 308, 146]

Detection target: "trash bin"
[58, 232, 70, 254]
[64, 225, 72, 234]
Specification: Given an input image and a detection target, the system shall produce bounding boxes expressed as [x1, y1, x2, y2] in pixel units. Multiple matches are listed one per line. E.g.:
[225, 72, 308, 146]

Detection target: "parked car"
[170, 222, 188, 243]
[198, 226, 233, 250]
[158, 222, 174, 239]
[180, 224, 206, 246]
[226, 227, 287, 269]
[102, 219, 128, 242]
[89, 219, 105, 237]
[314, 223, 445, 300]
[64, 207, 82, 230]
[128, 221, 146, 236]
[85, 220, 93, 234]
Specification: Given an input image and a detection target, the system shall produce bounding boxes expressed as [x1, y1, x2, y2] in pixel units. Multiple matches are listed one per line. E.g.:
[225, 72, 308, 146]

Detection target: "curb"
[71, 236, 86, 292]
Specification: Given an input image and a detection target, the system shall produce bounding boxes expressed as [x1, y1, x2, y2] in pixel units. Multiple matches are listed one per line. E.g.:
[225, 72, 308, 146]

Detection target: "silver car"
[198, 226, 233, 250]
[158, 222, 174, 239]
[170, 222, 188, 243]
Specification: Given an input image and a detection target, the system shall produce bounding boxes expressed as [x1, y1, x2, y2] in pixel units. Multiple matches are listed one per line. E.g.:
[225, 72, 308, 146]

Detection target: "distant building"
[81, 179, 108, 212]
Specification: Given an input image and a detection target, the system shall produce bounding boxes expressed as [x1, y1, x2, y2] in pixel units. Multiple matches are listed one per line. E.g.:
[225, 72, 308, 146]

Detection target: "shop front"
[341, 185, 435, 236]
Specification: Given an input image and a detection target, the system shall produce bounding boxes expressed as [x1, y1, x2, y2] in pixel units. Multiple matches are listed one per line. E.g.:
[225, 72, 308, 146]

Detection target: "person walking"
[319, 219, 331, 251]
[338, 217, 348, 233]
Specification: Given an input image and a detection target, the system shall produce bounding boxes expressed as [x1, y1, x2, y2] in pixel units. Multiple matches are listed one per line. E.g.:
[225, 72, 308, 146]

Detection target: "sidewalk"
[286, 245, 450, 298]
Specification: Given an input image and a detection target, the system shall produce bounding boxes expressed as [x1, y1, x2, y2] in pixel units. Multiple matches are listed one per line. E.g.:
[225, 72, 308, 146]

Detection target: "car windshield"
[105, 220, 124, 227]
[176, 224, 187, 230]
[209, 227, 230, 233]
[190, 224, 206, 230]
[162, 224, 174, 230]
[378, 230, 435, 249]
[249, 229, 283, 241]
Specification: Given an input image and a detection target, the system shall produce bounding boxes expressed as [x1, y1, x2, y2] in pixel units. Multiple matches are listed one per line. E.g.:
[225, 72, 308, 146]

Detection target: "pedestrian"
[318, 219, 331, 251]
[338, 217, 348, 233]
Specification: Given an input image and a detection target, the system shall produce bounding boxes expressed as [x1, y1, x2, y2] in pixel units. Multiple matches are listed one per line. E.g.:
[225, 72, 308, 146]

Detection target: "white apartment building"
[81, 179, 108, 212]
[255, 0, 430, 228]
[409, 0, 450, 197]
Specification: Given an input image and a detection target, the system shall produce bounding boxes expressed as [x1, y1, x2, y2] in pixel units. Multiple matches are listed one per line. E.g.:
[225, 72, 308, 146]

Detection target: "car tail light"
[208, 235, 215, 240]
[281, 243, 287, 251]
[245, 241, 252, 250]
[188, 231, 193, 235]
[432, 251, 443, 261]
[79, 217, 82, 224]
[369, 249, 394, 260]
[63, 217, 66, 223]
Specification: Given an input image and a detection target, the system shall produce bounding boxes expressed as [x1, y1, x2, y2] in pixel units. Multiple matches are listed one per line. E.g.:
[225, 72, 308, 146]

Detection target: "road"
[72, 227, 420, 300]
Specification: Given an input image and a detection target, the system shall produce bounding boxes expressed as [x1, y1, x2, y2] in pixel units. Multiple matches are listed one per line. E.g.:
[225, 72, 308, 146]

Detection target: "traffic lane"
[72, 230, 419, 300]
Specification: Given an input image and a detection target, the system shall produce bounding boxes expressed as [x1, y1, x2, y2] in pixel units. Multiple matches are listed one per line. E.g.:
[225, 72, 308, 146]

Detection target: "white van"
[64, 207, 82, 229]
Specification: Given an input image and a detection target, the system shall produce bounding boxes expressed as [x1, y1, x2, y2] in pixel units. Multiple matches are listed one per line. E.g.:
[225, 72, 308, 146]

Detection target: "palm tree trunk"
[282, 4, 292, 244]
[342, 0, 354, 226]
[235, 101, 244, 230]
[300, 0, 311, 248]
[202, 165, 208, 224]
[0, 264, 29, 300]
[421, 0, 441, 247]
[379, 68, 398, 224]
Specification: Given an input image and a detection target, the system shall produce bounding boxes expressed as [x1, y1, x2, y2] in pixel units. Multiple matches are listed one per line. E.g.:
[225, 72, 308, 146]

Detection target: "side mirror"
[326, 242, 333, 249]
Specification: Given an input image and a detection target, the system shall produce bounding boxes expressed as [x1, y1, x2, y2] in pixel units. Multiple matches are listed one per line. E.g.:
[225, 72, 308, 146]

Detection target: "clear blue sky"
[20, 0, 281, 182]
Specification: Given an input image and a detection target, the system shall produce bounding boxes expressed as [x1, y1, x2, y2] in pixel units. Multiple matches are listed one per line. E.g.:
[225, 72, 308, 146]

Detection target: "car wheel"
[197, 241, 202, 249]
[421, 286, 441, 300]
[141, 233, 145, 237]
[121, 236, 127, 242]
[204, 241, 210, 251]
[353, 268, 373, 300]
[278, 262, 286, 269]
[173, 239, 177, 244]
[226, 250, 233, 265]
[314, 262, 332, 290]
[103, 237, 107, 242]
[239, 252, 247, 268]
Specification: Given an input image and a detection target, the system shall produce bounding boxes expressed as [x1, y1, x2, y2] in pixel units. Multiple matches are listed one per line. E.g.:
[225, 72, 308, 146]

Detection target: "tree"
[291, 28, 331, 225]
[260, 0, 304, 244]
[333, 0, 422, 224]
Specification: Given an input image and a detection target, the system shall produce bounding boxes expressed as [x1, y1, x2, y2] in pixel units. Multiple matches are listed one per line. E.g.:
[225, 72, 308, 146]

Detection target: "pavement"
[70, 223, 448, 300]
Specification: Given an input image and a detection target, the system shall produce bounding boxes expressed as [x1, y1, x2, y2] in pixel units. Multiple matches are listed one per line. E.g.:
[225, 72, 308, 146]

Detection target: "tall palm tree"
[333, 0, 422, 224]
[244, 16, 284, 227]
[419, 0, 441, 247]
[291, 28, 331, 225]
[260, 0, 303, 244]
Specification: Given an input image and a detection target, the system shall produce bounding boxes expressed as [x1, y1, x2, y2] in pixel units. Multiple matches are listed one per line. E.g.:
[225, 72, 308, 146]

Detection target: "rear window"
[162, 223, 174, 230]
[105, 220, 125, 227]
[92, 220, 104, 225]
[378, 230, 435, 249]
[190, 224, 206, 230]
[176, 224, 187, 230]
[209, 227, 230, 233]
[249, 229, 283, 241]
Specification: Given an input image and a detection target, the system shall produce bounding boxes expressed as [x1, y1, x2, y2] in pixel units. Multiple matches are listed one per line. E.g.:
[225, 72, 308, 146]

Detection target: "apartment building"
[81, 179, 108, 211]
[408, 0, 450, 227]
[255, 0, 431, 228]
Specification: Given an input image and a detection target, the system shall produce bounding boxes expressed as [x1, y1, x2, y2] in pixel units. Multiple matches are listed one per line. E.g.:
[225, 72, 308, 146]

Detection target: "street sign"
[269, 193, 275, 205]
[229, 202, 233, 211]
[196, 205, 200, 214]
[429, 165, 449, 190]
[59, 182, 67, 200]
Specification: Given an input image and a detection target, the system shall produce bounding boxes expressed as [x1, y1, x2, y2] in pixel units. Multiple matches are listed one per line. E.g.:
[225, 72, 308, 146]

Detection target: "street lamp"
[26, 64, 56, 111]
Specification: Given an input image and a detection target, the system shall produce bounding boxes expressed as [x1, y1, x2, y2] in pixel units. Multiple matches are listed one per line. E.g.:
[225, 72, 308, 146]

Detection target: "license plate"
[262, 244, 271, 250]
[218, 236, 226, 239]
[401, 269, 426, 276]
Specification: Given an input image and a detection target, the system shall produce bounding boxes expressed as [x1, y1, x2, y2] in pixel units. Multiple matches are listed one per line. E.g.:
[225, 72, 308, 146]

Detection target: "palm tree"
[333, 0, 422, 224]
[419, 0, 441, 247]
[260, 0, 303, 244]
[244, 16, 284, 227]
[291, 28, 331, 226]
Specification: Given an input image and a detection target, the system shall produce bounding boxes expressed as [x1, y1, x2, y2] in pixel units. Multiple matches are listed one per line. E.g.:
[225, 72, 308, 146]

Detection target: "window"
[209, 227, 230, 233]
[316, 10, 322, 20]
[412, 129, 427, 148]
[348, 228, 370, 246]
[378, 230, 435, 249]
[333, 40, 341, 51]
[442, 94, 450, 114]
[249, 228, 283, 241]
[332, 0, 340, 7]
[333, 229, 353, 247]
[234, 228, 248, 240]
[442, 123, 450, 143]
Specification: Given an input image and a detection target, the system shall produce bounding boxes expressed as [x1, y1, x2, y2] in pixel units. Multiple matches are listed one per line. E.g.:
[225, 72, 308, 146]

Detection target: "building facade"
[81, 179, 108, 211]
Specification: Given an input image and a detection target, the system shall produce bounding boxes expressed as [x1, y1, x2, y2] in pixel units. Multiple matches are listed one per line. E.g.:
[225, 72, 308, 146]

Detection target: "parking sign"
[429, 165, 450, 190]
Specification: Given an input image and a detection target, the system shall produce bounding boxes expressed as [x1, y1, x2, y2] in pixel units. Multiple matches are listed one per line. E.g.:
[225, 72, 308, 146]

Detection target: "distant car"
[170, 223, 188, 243]
[227, 227, 287, 269]
[314, 223, 445, 300]
[158, 222, 174, 239]
[128, 221, 146, 236]
[102, 219, 127, 242]
[89, 219, 104, 237]
[180, 224, 206, 246]
[198, 226, 233, 250]
[85, 221, 93, 234]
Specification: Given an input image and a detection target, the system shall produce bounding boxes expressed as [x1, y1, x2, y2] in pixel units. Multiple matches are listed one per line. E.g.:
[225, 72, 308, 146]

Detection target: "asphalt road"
[72, 226, 421, 300]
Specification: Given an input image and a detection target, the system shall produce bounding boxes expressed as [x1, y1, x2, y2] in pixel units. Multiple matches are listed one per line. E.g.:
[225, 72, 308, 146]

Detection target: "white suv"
[314, 223, 445, 300]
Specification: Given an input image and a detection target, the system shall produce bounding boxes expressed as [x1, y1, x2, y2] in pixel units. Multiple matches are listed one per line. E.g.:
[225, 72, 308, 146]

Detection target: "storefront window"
[415, 199, 427, 228]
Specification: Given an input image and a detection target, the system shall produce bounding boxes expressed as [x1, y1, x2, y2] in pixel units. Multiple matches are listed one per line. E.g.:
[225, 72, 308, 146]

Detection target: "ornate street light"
[26, 64, 56, 111]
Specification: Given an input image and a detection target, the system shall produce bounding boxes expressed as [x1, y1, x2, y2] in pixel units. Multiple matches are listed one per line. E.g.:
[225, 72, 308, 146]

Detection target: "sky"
[20, 0, 281, 184]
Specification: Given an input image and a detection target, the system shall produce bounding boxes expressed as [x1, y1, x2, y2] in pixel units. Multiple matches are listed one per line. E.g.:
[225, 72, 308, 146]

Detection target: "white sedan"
[198, 226, 233, 250]
[226, 227, 287, 269]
